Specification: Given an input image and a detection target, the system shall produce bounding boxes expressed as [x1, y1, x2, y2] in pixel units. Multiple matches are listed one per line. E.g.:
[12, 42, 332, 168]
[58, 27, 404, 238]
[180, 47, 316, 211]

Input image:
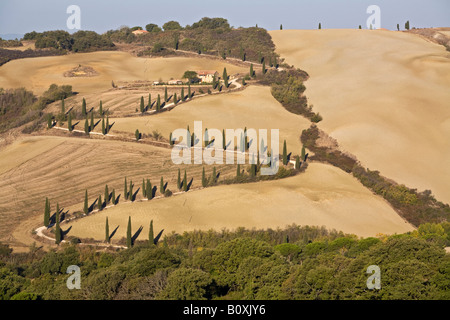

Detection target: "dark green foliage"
[129, 180, 134, 201]
[173, 93, 177, 105]
[90, 112, 94, 131]
[202, 167, 207, 187]
[84, 115, 89, 134]
[177, 169, 181, 190]
[164, 87, 168, 102]
[83, 190, 88, 214]
[145, 23, 161, 32]
[250, 63, 254, 77]
[54, 207, 61, 245]
[44, 198, 50, 226]
[183, 170, 188, 192]
[101, 117, 105, 135]
[280, 24, 283, 30]
[99, 100, 103, 116]
[163, 21, 183, 31]
[142, 179, 146, 198]
[98, 195, 103, 211]
[140, 96, 144, 113]
[181, 87, 185, 101]
[135, 129, 140, 141]
[282, 140, 287, 165]
[67, 112, 72, 131]
[223, 67, 228, 87]
[295, 155, 301, 170]
[105, 217, 110, 243]
[236, 164, 241, 177]
[126, 216, 132, 248]
[104, 185, 109, 205]
[124, 177, 128, 200]
[149, 220, 154, 245]
[318, 22, 322, 29]
[405, 20, 410, 30]
[146, 179, 153, 200]
[160, 177, 165, 194]
[156, 94, 161, 111]
[30, 30, 114, 52]
[188, 84, 191, 99]
[111, 189, 116, 205]
[81, 98, 86, 116]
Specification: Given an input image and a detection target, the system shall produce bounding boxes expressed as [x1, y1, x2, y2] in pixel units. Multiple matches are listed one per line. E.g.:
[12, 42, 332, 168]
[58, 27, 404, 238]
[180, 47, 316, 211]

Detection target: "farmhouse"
[132, 29, 149, 35]
[168, 79, 183, 85]
[196, 70, 219, 83]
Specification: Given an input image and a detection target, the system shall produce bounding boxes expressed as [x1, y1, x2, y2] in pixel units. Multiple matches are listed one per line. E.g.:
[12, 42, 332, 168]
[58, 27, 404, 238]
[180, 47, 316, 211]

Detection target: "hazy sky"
[0, 0, 448, 35]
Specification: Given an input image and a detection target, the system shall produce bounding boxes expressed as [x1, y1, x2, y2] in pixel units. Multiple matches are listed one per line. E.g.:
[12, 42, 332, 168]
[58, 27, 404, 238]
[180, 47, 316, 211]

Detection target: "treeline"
[0, 47, 64, 67]
[107, 17, 277, 63]
[0, 222, 448, 300]
[301, 125, 450, 227]
[0, 38, 23, 48]
[0, 84, 72, 134]
[23, 30, 115, 52]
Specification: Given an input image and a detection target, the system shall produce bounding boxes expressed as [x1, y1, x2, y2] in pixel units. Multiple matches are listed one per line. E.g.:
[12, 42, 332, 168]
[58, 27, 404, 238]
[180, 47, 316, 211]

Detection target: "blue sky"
[0, 0, 448, 35]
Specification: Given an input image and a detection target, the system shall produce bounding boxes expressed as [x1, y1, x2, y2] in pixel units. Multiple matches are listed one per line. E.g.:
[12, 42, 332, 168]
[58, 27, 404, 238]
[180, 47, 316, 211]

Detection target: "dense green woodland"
[0, 223, 449, 300]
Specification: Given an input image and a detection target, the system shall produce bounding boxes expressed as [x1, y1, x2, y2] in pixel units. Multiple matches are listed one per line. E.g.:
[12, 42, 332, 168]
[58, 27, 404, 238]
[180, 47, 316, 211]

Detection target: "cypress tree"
[149, 220, 154, 245]
[397, 24, 399, 31]
[135, 129, 140, 141]
[44, 198, 50, 227]
[146, 179, 152, 200]
[142, 178, 146, 197]
[222, 129, 226, 150]
[84, 115, 89, 134]
[223, 68, 228, 88]
[250, 64, 254, 77]
[173, 92, 177, 105]
[90, 112, 94, 131]
[106, 115, 109, 134]
[202, 167, 206, 187]
[242, 78, 246, 86]
[68, 112, 72, 132]
[160, 177, 164, 194]
[212, 167, 217, 184]
[105, 185, 109, 204]
[405, 20, 410, 30]
[318, 23, 321, 29]
[99, 100, 103, 116]
[126, 216, 132, 248]
[82, 98, 87, 116]
[55, 208, 61, 245]
[204, 128, 209, 147]
[47, 114, 52, 129]
[169, 132, 173, 146]
[301, 145, 306, 161]
[183, 170, 187, 192]
[148, 93, 151, 110]
[98, 194, 103, 211]
[164, 87, 168, 102]
[102, 117, 106, 135]
[280, 24, 283, 30]
[273, 56, 278, 68]
[244, 127, 248, 151]
[112, 189, 116, 205]
[191, 132, 195, 147]
[61, 98, 65, 114]
[129, 180, 133, 201]
[359, 25, 362, 29]
[124, 177, 128, 200]
[156, 94, 161, 111]
[181, 87, 185, 101]
[283, 140, 287, 165]
[177, 168, 181, 190]
[236, 164, 240, 177]
[188, 84, 191, 99]
[83, 190, 88, 214]
[295, 155, 301, 170]
[105, 217, 110, 243]
[140, 96, 145, 113]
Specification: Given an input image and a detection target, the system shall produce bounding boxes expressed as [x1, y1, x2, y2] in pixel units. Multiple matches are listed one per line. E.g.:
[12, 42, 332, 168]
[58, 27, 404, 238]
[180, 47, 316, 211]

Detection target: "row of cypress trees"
[122, 216, 157, 248]
[138, 85, 195, 114]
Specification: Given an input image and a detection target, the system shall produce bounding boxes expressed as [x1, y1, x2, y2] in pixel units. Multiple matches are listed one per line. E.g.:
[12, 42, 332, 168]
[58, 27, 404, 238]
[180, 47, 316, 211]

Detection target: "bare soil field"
[110, 86, 311, 154]
[0, 51, 247, 95]
[0, 135, 237, 251]
[270, 29, 450, 204]
[63, 162, 414, 242]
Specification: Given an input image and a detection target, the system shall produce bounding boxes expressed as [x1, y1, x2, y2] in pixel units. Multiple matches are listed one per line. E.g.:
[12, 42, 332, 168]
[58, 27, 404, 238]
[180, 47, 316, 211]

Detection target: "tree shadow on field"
[154, 229, 164, 245]
[62, 226, 72, 237]
[109, 225, 119, 240]
[163, 182, 168, 192]
[131, 225, 143, 244]
[287, 152, 292, 162]
[247, 138, 253, 150]
[131, 188, 140, 202]
[93, 120, 101, 130]
[71, 121, 80, 131]
[88, 199, 98, 213]
[186, 178, 193, 191]
[152, 186, 157, 198]
[108, 122, 115, 132]
[114, 194, 121, 205]
[65, 107, 73, 116]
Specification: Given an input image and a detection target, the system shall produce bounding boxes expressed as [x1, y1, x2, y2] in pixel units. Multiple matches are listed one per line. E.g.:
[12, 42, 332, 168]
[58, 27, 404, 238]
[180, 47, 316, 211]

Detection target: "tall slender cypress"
[301, 146, 306, 161]
[188, 84, 191, 99]
[250, 64, 254, 77]
[283, 140, 287, 165]
[164, 87, 168, 102]
[44, 198, 50, 226]
[295, 155, 301, 170]
[142, 179, 146, 197]
[129, 180, 133, 201]
[177, 169, 181, 190]
[84, 115, 89, 134]
[90, 112, 94, 131]
[112, 189, 116, 205]
[173, 92, 177, 105]
[236, 164, 241, 177]
[212, 167, 217, 184]
[84, 190, 88, 214]
[148, 93, 151, 110]
[149, 220, 154, 245]
[106, 115, 109, 134]
[98, 195, 103, 211]
[55, 208, 61, 245]
[68, 112, 72, 132]
[202, 167, 206, 187]
[146, 179, 152, 200]
[124, 177, 128, 200]
[126, 216, 132, 248]
[156, 94, 161, 111]
[104, 185, 109, 204]
[140, 96, 145, 113]
[102, 117, 106, 135]
[181, 87, 185, 101]
[160, 177, 164, 194]
[99, 100, 103, 116]
[61, 98, 65, 114]
[183, 170, 188, 192]
[82, 98, 87, 116]
[223, 68, 228, 87]
[105, 217, 110, 243]
[222, 129, 226, 150]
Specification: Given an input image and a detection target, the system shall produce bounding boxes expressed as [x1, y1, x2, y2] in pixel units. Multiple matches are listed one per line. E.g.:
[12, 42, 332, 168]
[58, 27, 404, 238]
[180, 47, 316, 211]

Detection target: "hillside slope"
[270, 29, 450, 204]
